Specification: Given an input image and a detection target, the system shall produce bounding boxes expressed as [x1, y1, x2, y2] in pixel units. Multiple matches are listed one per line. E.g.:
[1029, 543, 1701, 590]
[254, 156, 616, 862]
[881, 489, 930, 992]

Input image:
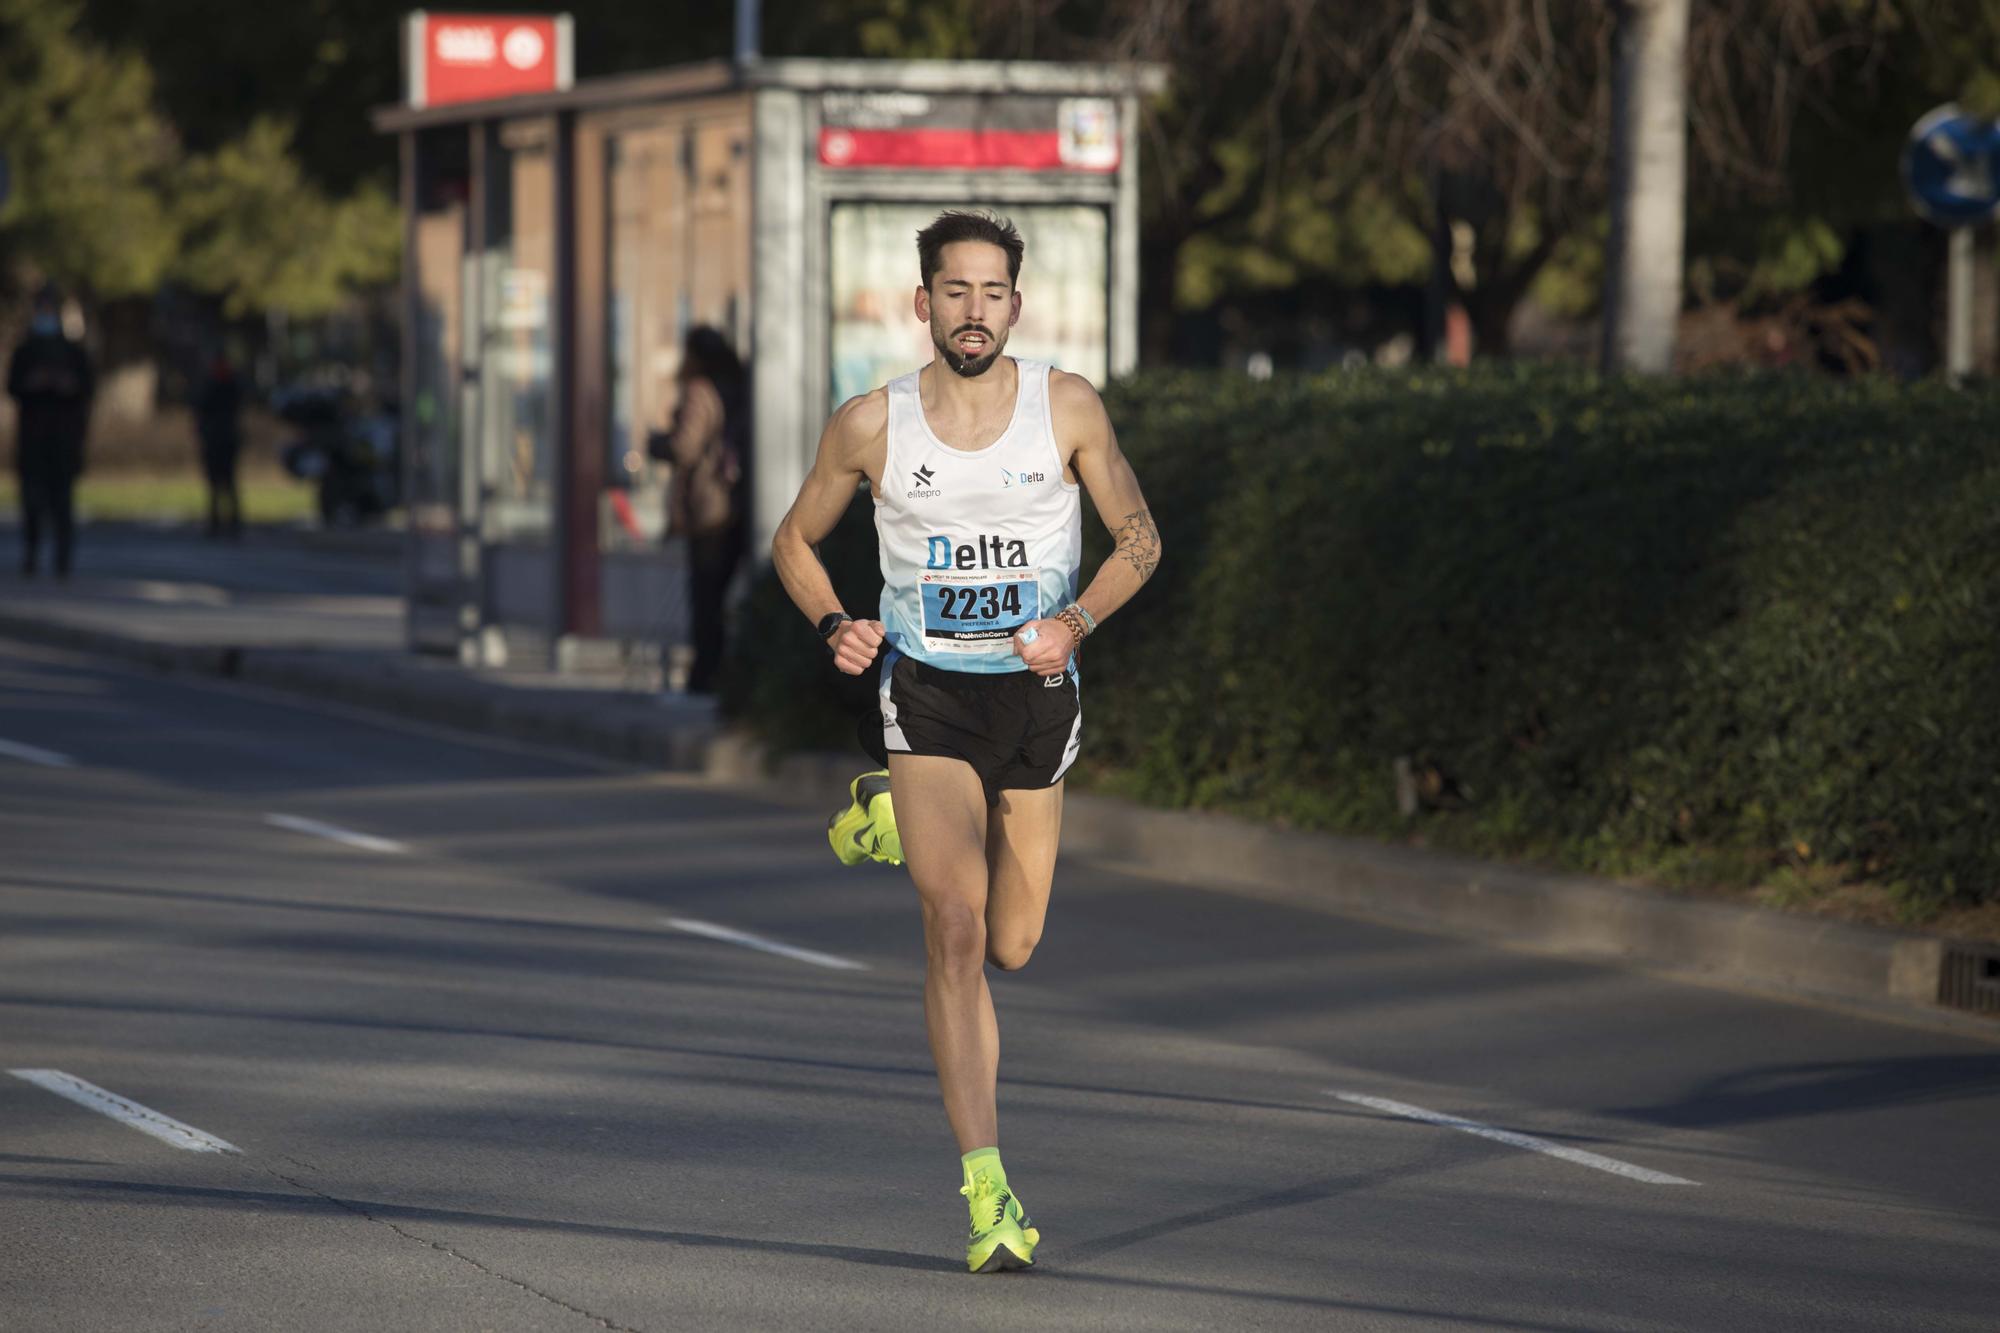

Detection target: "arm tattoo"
[1112, 507, 1160, 581]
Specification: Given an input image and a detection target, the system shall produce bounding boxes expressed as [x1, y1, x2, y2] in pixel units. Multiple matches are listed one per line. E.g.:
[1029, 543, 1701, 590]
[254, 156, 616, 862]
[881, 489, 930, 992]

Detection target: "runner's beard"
[933, 320, 1007, 377]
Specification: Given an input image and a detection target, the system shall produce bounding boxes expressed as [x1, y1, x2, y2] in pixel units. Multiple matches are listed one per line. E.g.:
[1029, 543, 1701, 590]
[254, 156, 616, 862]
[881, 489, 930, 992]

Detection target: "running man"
[771, 210, 1161, 1272]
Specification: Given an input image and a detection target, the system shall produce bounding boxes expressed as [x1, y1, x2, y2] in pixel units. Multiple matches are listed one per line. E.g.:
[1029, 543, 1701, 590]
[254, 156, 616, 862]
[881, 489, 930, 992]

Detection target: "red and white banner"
[405, 11, 573, 109]
[819, 93, 1120, 173]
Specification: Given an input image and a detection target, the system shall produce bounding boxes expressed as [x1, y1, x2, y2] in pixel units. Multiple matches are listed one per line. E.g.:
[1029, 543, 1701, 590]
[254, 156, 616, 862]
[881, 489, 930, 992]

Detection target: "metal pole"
[1949, 224, 1975, 383]
[461, 124, 488, 668]
[550, 110, 576, 670]
[735, 0, 759, 64]
[399, 131, 421, 655]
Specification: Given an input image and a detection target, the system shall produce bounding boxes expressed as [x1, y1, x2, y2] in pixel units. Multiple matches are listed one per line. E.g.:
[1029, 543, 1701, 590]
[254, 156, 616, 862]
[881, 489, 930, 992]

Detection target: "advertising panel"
[820, 94, 1119, 173]
[405, 12, 574, 109]
[829, 202, 1109, 409]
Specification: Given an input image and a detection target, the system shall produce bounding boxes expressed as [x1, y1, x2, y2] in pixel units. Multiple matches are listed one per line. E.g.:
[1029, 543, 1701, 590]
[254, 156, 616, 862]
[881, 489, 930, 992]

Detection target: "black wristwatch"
[817, 612, 852, 645]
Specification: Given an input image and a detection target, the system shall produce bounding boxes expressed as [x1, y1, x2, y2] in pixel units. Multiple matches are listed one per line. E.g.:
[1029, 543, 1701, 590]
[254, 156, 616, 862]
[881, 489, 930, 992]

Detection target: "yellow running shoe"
[868, 782, 903, 866]
[961, 1164, 1038, 1273]
[827, 770, 901, 867]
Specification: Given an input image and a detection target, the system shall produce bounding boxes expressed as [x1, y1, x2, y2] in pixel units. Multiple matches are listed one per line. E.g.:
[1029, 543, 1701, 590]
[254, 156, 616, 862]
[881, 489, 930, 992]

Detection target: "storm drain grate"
[1938, 945, 2000, 1016]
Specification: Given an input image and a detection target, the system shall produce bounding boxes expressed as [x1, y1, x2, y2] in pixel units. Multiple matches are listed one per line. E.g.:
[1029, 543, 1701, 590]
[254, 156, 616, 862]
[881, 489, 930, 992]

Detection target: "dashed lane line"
[264, 813, 409, 854]
[661, 916, 868, 971]
[1331, 1091, 1698, 1186]
[0, 738, 74, 768]
[10, 1069, 241, 1154]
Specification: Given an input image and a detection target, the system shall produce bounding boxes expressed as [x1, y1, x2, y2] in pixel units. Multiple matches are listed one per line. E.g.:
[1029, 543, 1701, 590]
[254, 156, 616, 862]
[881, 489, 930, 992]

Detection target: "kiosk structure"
[374, 57, 1164, 669]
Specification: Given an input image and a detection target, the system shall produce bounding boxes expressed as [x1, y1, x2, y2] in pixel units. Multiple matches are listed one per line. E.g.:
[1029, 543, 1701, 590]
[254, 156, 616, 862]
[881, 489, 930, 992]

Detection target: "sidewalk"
[0, 521, 718, 768]
[2, 521, 1992, 1037]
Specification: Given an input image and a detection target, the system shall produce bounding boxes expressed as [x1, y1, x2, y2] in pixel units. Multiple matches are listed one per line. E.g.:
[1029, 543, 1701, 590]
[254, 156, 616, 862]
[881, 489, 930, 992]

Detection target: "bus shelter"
[374, 57, 1164, 671]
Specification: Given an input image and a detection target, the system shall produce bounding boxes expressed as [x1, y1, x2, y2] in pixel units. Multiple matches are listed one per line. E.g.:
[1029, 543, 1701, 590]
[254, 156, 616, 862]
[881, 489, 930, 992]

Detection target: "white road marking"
[0, 738, 74, 768]
[1331, 1092, 1698, 1186]
[126, 580, 231, 606]
[264, 813, 408, 854]
[661, 916, 868, 971]
[10, 1069, 241, 1154]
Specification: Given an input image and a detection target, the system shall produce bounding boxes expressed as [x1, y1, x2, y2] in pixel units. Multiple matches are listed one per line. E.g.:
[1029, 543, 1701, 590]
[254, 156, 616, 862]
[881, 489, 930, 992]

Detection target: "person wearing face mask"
[6, 286, 95, 578]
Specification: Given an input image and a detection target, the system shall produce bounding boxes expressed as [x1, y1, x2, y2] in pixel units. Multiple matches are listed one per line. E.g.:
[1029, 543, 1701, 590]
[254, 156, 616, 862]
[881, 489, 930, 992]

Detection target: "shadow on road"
[1063, 1156, 1453, 1263]
[0, 1171, 1609, 1327]
[1609, 1054, 2000, 1128]
[0, 985, 1405, 1128]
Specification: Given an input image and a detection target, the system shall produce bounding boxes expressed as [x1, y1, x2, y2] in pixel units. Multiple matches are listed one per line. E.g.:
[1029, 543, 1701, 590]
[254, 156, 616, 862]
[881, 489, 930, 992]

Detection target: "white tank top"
[874, 359, 1082, 674]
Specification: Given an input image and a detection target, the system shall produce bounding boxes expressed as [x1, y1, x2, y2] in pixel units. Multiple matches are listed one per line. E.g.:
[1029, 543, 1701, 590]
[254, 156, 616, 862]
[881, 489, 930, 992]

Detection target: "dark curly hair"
[916, 210, 1024, 290]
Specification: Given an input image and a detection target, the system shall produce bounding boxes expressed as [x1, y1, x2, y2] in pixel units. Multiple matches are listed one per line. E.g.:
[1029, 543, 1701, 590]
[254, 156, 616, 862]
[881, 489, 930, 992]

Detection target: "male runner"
[771, 210, 1161, 1273]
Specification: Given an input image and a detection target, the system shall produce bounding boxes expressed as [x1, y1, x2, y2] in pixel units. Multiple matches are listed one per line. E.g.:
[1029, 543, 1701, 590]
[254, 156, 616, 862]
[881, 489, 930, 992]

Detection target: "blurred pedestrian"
[649, 326, 749, 694]
[195, 354, 244, 539]
[6, 286, 94, 578]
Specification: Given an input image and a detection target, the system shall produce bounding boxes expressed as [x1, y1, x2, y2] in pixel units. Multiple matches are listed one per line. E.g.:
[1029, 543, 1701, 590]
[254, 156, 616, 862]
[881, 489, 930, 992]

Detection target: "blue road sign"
[1903, 104, 2000, 228]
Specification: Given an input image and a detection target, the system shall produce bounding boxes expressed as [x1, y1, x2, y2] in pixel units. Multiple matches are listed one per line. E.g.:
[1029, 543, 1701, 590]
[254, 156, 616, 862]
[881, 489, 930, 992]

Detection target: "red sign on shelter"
[405, 11, 573, 109]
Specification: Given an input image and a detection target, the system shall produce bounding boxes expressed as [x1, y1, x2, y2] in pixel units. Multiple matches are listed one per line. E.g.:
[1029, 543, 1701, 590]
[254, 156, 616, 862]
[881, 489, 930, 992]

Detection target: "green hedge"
[725, 367, 2000, 917]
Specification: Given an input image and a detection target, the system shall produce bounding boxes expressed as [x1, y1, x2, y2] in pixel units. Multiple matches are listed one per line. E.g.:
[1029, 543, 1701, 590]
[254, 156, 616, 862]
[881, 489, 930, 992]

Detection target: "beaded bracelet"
[1056, 604, 1092, 649]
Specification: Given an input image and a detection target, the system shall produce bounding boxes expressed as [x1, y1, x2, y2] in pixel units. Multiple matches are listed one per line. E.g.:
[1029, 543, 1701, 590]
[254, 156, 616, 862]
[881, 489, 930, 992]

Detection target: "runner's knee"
[922, 899, 987, 976]
[985, 929, 1040, 971]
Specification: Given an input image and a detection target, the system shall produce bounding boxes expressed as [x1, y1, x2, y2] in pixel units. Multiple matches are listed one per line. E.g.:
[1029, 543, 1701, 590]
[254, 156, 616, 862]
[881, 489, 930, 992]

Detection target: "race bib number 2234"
[919, 569, 1040, 650]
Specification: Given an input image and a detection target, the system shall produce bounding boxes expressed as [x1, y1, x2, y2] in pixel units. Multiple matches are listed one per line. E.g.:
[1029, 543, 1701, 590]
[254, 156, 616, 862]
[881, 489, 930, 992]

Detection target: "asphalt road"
[2, 637, 1996, 1332]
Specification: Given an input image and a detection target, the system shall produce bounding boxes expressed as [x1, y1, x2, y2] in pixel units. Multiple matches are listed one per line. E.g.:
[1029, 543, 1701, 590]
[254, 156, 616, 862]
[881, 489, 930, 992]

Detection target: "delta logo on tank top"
[874, 359, 1083, 674]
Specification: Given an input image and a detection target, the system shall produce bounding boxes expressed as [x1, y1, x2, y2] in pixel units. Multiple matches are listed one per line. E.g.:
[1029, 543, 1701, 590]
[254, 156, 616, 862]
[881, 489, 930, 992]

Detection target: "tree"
[173, 118, 399, 319]
[1601, 0, 1691, 373]
[81, 0, 742, 195]
[772, 0, 984, 58]
[0, 0, 179, 299]
[981, 1, 1881, 360]
[82, 0, 409, 195]
[971, 2, 1426, 359]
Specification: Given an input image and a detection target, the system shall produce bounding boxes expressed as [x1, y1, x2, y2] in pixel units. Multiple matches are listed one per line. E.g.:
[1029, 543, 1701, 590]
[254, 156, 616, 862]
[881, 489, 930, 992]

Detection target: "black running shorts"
[863, 649, 1082, 805]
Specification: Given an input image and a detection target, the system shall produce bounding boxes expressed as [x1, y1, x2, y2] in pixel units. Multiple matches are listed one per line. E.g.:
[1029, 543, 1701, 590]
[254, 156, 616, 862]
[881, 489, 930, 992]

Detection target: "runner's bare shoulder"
[1046, 368, 1112, 475]
[826, 386, 890, 479]
[1048, 368, 1109, 419]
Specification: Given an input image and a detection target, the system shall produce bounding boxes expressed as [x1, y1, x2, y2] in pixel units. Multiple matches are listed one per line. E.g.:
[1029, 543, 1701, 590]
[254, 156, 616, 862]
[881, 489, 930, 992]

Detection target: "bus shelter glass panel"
[411, 131, 468, 518]
[828, 202, 1109, 409]
[602, 110, 752, 555]
[603, 120, 684, 550]
[479, 119, 557, 541]
[407, 127, 470, 648]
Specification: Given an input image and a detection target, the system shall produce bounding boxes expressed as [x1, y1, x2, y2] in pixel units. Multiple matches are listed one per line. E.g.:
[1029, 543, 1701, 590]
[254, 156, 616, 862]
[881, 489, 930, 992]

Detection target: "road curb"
[4, 611, 1988, 1034]
[1054, 793, 1958, 1016]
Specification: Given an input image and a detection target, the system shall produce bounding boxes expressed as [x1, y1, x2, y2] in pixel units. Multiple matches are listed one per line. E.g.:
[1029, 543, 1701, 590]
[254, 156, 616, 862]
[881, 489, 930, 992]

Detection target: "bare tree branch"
[967, 0, 1889, 350]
